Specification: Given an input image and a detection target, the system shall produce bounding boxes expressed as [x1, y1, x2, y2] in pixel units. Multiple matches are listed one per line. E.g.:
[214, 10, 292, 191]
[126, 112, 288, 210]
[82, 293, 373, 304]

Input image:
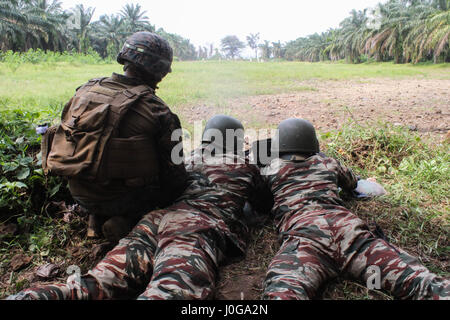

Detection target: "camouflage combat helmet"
[117, 32, 173, 80]
[202, 115, 244, 154]
[271, 118, 320, 155]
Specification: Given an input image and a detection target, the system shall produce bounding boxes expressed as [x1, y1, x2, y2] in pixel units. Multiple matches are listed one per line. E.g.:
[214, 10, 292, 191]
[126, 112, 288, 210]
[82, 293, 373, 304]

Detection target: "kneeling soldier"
[40, 32, 188, 242]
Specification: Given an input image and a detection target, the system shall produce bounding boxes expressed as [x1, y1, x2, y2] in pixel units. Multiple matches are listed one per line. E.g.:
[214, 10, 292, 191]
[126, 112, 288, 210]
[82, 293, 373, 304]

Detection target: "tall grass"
[322, 122, 449, 264]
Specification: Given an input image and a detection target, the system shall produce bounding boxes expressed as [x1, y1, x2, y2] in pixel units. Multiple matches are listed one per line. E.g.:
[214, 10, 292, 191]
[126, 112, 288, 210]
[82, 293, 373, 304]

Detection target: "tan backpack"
[41, 78, 159, 182]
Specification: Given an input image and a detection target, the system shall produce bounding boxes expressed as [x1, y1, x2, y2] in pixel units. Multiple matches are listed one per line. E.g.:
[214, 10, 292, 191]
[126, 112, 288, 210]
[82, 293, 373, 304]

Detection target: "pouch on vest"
[43, 78, 155, 181]
[41, 125, 57, 174]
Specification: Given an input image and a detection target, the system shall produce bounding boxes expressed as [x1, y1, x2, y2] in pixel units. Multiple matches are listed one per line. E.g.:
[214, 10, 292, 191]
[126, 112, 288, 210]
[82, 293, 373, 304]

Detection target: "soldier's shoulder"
[141, 92, 169, 108]
[309, 154, 342, 172]
[74, 76, 110, 92]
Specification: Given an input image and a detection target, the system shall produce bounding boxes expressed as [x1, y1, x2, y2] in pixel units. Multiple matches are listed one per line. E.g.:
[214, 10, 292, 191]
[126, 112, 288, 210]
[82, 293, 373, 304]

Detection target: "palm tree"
[25, 0, 69, 51]
[93, 14, 125, 58]
[120, 3, 153, 35]
[68, 4, 95, 53]
[272, 40, 284, 59]
[323, 29, 343, 61]
[403, 3, 449, 62]
[364, 1, 415, 63]
[246, 33, 260, 60]
[337, 9, 370, 63]
[0, 0, 28, 51]
[258, 40, 272, 60]
[0, 0, 68, 52]
[364, 0, 445, 64]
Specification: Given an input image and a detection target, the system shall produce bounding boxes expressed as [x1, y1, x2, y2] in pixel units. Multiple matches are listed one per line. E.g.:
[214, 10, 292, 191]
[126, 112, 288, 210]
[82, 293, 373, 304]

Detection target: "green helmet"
[271, 118, 320, 155]
[117, 32, 173, 80]
[202, 115, 244, 154]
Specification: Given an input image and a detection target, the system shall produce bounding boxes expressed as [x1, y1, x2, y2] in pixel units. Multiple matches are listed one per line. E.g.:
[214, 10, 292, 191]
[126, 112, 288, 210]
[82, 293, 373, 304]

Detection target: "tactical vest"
[41, 78, 160, 184]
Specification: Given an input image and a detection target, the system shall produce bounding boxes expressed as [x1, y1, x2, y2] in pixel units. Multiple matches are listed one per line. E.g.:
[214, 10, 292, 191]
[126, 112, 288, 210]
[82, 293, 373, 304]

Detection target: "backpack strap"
[108, 84, 154, 129]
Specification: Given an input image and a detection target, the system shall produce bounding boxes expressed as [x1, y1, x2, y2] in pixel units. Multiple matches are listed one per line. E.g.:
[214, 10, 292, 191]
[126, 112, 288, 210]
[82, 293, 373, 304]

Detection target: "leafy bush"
[0, 109, 69, 218]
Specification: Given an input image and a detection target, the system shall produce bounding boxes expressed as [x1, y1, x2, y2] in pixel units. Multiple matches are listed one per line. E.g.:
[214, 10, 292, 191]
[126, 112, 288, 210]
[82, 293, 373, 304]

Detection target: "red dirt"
[180, 78, 450, 140]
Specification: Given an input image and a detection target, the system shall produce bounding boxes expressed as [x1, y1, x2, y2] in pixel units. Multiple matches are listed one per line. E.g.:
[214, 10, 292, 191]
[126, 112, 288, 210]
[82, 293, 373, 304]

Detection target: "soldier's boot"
[101, 216, 136, 243]
[87, 214, 102, 238]
[5, 281, 92, 300]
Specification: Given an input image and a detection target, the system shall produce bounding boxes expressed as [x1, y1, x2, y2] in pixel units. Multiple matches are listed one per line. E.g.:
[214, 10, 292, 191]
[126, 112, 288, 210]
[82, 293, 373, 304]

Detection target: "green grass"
[1, 60, 449, 116]
[0, 63, 121, 113]
[322, 122, 449, 268]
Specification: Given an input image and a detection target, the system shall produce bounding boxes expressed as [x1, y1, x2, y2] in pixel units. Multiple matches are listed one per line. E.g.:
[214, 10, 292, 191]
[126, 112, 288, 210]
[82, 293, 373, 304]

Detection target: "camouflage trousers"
[263, 209, 450, 300]
[8, 203, 233, 300]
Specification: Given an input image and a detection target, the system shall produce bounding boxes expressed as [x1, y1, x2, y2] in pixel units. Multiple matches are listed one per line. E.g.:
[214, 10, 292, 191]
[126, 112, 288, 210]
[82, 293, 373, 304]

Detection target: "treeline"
[0, 0, 197, 60]
[1, 0, 449, 64]
[212, 0, 449, 64]
[283, 0, 449, 63]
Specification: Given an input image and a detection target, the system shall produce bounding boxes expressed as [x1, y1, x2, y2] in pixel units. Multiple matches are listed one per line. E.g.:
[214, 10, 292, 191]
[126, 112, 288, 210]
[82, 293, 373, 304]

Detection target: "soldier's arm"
[335, 158, 358, 193]
[155, 105, 189, 206]
[248, 166, 274, 218]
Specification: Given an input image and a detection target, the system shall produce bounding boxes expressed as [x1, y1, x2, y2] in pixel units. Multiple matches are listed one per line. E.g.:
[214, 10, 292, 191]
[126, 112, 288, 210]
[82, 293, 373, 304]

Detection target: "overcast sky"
[60, 0, 386, 48]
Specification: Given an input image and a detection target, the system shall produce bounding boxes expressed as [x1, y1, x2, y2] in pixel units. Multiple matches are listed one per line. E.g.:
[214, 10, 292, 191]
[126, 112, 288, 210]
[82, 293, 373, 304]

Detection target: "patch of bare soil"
[216, 224, 279, 300]
[180, 78, 450, 140]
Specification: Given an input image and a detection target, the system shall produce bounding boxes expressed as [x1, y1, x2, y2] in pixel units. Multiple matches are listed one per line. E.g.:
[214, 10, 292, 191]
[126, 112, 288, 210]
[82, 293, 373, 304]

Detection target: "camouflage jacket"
[261, 154, 358, 231]
[68, 73, 188, 207]
[173, 148, 273, 253]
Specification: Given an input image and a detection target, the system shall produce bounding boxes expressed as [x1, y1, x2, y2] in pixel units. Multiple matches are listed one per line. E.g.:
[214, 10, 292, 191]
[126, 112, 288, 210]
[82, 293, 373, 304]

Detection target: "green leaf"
[1, 162, 19, 173]
[14, 182, 28, 189]
[49, 182, 62, 198]
[0, 181, 27, 190]
[16, 168, 30, 180]
[18, 157, 33, 166]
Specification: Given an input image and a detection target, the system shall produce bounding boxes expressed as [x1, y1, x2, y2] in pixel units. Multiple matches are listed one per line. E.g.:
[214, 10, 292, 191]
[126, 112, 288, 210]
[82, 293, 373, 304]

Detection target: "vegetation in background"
[284, 0, 450, 63]
[0, 1, 197, 60]
[1, 0, 448, 63]
[220, 35, 246, 60]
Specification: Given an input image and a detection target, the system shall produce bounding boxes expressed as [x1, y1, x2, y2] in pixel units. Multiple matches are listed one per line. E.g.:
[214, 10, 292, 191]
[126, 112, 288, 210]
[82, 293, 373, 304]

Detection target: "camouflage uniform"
[261, 154, 449, 300]
[8, 149, 270, 300]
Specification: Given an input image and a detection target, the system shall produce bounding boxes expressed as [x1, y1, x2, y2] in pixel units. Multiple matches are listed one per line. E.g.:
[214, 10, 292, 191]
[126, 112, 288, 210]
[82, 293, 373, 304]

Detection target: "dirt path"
[180, 78, 450, 140]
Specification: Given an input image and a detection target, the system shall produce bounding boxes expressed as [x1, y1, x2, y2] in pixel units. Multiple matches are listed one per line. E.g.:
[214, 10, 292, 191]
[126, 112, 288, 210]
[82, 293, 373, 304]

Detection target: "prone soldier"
[261, 118, 449, 300]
